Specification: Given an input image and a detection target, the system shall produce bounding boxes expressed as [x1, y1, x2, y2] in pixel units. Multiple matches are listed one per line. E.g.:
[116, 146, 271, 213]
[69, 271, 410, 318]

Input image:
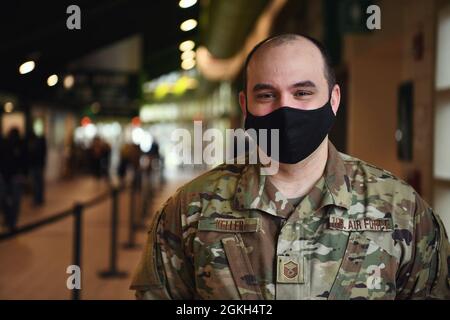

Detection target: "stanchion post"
[72, 203, 83, 300]
[98, 187, 127, 278]
[136, 171, 149, 230]
[123, 176, 140, 249]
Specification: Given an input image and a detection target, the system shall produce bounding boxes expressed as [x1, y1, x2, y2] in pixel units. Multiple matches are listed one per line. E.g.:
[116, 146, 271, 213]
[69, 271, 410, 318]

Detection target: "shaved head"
[243, 34, 336, 94]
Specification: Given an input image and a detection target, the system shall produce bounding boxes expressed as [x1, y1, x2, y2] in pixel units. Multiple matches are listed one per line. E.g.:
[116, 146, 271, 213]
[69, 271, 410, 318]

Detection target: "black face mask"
[244, 100, 336, 164]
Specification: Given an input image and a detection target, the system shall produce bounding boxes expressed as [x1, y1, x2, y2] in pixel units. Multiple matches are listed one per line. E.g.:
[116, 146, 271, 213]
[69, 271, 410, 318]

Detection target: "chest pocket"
[328, 231, 399, 300]
[193, 217, 264, 300]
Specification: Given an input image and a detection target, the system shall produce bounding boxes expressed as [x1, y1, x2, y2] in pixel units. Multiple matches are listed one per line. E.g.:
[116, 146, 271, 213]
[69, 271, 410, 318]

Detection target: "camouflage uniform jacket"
[130, 142, 450, 300]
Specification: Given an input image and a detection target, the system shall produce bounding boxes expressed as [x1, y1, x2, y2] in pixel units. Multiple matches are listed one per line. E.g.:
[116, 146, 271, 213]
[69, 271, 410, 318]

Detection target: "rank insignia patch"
[284, 261, 298, 279]
[277, 256, 304, 284]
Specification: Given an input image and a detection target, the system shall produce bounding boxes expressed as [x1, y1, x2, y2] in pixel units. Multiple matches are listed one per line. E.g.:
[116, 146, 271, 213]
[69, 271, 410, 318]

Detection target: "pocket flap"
[221, 235, 263, 300]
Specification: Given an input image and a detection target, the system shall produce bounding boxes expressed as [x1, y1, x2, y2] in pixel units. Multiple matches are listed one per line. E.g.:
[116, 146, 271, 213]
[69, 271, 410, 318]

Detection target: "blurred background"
[0, 0, 449, 299]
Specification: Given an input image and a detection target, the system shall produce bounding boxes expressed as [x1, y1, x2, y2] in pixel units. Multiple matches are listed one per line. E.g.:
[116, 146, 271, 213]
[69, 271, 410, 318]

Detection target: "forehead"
[247, 40, 326, 85]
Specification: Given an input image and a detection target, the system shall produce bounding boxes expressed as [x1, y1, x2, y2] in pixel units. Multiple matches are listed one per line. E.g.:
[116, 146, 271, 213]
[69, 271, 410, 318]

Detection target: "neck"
[267, 138, 329, 199]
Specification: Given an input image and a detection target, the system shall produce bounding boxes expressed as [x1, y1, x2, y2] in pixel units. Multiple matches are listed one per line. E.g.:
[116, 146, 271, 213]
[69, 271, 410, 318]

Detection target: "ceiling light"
[19, 61, 35, 74]
[181, 50, 196, 60]
[4, 102, 14, 113]
[179, 0, 197, 9]
[64, 75, 75, 89]
[179, 40, 195, 51]
[181, 59, 196, 70]
[47, 74, 58, 87]
[180, 19, 197, 32]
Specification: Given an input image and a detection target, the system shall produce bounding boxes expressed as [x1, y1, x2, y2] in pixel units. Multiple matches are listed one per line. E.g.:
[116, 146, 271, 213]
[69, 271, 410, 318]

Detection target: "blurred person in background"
[89, 136, 111, 181]
[148, 140, 164, 185]
[1, 128, 27, 232]
[27, 132, 47, 205]
[118, 142, 141, 187]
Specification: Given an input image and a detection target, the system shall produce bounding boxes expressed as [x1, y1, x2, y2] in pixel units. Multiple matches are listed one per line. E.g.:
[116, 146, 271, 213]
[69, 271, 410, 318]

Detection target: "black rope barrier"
[0, 181, 143, 300]
[0, 190, 112, 242]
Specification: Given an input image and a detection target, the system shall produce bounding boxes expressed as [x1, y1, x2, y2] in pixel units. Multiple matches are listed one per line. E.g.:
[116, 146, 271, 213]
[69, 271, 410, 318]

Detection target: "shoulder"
[336, 153, 437, 262]
[172, 162, 248, 202]
[340, 151, 417, 202]
[338, 152, 421, 231]
[339, 151, 405, 184]
[158, 163, 246, 220]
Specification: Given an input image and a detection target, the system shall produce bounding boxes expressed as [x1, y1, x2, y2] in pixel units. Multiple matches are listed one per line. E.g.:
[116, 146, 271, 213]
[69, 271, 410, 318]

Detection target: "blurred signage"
[58, 70, 139, 113]
[142, 69, 198, 101]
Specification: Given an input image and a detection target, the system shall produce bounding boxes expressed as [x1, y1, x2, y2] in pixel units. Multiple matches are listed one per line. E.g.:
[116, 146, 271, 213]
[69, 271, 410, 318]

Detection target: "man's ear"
[330, 84, 341, 115]
[239, 91, 247, 116]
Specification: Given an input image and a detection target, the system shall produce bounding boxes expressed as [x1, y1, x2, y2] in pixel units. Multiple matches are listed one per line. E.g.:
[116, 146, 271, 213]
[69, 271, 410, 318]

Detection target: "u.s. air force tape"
[198, 217, 261, 233]
[329, 215, 393, 232]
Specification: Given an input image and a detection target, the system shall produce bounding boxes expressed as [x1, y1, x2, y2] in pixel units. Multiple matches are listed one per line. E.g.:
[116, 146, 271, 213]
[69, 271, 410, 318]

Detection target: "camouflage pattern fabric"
[130, 141, 450, 300]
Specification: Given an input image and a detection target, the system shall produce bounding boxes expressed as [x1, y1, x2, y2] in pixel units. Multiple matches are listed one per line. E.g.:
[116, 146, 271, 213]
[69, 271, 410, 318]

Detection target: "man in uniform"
[130, 34, 450, 299]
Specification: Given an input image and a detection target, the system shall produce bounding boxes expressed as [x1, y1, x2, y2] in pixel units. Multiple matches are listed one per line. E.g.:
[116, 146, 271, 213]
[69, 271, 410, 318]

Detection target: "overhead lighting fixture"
[179, 0, 197, 9]
[64, 75, 75, 89]
[180, 19, 197, 32]
[19, 60, 35, 74]
[179, 40, 195, 52]
[4, 101, 14, 113]
[181, 50, 196, 61]
[47, 74, 58, 87]
[181, 58, 196, 70]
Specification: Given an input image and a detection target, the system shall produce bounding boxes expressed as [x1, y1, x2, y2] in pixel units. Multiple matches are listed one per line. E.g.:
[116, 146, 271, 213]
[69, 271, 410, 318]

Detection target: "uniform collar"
[233, 141, 352, 218]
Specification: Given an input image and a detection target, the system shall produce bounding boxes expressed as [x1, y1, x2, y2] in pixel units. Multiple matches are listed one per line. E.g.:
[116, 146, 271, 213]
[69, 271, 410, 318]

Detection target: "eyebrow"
[291, 80, 317, 89]
[252, 83, 276, 92]
[252, 80, 317, 92]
